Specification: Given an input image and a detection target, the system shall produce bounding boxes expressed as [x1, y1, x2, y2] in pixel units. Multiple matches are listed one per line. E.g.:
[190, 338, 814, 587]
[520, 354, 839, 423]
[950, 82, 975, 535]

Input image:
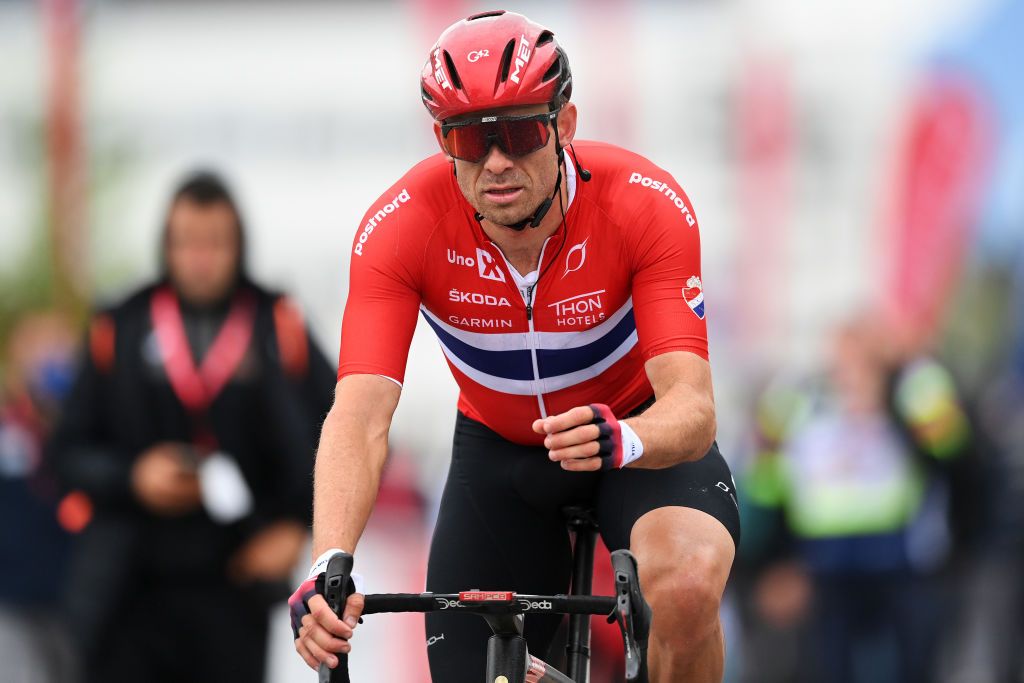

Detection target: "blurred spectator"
[50, 171, 335, 683]
[0, 310, 78, 683]
[736, 313, 974, 683]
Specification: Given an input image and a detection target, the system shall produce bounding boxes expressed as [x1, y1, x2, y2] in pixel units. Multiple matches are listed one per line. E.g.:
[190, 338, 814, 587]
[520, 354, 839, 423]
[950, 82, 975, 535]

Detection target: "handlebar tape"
[321, 553, 354, 683]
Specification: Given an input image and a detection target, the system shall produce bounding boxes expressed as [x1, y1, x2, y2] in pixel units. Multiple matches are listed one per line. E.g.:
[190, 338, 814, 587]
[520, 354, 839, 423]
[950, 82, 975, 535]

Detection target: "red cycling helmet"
[420, 10, 573, 122]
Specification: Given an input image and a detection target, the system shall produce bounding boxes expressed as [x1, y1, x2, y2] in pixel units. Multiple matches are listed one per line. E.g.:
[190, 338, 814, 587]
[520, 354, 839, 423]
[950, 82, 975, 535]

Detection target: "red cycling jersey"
[338, 141, 708, 446]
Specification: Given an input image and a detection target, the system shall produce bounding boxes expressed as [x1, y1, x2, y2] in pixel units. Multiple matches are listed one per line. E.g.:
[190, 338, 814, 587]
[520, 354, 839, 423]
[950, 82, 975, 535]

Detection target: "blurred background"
[1, 0, 1022, 681]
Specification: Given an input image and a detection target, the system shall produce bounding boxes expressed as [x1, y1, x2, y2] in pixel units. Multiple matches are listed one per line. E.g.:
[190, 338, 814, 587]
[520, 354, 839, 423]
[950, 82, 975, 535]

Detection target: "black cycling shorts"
[424, 410, 740, 682]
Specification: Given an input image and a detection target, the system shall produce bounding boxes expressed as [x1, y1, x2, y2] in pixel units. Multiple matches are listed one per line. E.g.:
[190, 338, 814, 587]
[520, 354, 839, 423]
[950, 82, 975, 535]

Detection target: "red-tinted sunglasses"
[438, 111, 558, 163]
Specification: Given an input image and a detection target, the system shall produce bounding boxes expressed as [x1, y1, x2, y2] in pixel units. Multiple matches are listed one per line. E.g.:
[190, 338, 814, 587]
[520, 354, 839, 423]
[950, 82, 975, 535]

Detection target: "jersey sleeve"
[337, 189, 425, 385]
[626, 177, 709, 362]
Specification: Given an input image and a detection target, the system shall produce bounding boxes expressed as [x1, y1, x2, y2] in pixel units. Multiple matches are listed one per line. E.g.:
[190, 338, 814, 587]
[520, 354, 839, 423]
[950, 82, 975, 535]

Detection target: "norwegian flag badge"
[682, 276, 705, 319]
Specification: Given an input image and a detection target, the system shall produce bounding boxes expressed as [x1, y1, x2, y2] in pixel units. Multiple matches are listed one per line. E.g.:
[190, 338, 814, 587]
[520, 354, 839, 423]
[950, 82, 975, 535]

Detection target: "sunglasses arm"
[433, 122, 454, 161]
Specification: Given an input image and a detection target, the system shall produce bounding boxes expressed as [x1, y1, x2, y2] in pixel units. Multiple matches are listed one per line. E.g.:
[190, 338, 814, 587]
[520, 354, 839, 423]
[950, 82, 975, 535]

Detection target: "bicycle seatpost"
[564, 506, 599, 683]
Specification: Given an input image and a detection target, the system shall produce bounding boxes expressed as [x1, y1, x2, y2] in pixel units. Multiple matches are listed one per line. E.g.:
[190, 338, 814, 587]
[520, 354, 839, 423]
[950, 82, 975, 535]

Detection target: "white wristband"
[308, 548, 365, 594]
[618, 422, 645, 467]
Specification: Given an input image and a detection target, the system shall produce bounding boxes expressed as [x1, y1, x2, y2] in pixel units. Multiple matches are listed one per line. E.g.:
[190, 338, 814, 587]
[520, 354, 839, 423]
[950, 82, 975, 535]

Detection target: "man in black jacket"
[51, 172, 335, 683]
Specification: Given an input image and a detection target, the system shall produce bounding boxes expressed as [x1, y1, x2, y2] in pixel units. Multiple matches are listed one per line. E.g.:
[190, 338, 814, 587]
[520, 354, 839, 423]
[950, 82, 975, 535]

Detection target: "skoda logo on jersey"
[475, 248, 506, 283]
[562, 237, 588, 278]
[682, 275, 705, 320]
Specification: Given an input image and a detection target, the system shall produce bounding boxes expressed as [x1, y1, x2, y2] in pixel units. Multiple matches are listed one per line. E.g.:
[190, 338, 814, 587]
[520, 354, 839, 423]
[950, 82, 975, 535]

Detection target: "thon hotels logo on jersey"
[353, 189, 411, 256]
[548, 289, 606, 327]
[628, 173, 696, 227]
[446, 248, 506, 283]
[682, 276, 705, 319]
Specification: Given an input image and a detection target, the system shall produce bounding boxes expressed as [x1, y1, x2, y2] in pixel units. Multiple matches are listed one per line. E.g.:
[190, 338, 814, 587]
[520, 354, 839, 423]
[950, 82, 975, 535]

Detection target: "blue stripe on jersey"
[536, 308, 637, 379]
[421, 313, 535, 380]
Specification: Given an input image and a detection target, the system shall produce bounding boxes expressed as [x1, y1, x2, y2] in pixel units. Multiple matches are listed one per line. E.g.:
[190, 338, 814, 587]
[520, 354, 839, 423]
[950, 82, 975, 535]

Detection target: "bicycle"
[317, 506, 652, 683]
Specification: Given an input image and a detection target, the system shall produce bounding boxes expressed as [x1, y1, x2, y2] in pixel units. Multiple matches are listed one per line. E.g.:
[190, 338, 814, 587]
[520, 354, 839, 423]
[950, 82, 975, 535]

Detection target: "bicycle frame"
[565, 505, 598, 681]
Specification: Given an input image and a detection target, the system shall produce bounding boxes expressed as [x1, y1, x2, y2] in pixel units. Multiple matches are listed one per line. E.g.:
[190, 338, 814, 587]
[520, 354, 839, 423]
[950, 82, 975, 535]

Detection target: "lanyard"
[150, 286, 257, 442]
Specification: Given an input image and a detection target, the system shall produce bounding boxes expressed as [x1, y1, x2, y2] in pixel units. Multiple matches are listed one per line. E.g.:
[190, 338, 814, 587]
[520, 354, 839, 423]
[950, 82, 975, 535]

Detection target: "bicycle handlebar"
[319, 551, 650, 682]
[361, 592, 615, 616]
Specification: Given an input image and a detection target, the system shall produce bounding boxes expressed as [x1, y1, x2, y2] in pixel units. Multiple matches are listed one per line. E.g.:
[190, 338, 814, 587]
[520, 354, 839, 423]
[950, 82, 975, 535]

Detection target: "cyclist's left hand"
[532, 405, 605, 471]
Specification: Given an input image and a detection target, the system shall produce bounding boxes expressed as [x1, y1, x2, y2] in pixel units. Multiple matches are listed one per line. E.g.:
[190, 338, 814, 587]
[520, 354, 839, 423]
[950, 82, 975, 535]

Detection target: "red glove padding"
[589, 403, 644, 469]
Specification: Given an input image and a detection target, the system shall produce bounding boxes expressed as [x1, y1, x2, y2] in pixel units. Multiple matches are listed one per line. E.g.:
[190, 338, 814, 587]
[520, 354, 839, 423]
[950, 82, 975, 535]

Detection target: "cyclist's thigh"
[595, 440, 740, 552]
[426, 413, 592, 682]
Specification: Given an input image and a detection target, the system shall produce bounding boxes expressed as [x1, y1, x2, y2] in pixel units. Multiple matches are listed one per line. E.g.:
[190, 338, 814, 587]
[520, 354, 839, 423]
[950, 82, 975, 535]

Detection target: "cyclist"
[291, 10, 740, 682]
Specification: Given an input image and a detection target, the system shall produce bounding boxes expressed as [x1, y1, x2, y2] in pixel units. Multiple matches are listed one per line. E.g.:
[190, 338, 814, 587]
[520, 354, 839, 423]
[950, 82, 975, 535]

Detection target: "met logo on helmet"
[433, 48, 452, 90]
[509, 35, 532, 84]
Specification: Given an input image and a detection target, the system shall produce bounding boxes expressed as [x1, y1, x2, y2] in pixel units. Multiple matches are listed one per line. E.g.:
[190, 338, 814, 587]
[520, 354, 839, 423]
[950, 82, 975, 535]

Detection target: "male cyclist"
[291, 10, 739, 682]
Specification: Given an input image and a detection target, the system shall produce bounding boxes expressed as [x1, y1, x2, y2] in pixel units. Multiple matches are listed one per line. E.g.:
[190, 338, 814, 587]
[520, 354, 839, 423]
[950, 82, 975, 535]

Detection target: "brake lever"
[320, 553, 355, 683]
[609, 550, 651, 682]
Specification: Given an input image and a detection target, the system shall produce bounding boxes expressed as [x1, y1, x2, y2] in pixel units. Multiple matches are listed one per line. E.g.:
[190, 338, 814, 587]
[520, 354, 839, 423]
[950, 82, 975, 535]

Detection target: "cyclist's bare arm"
[535, 351, 715, 470]
[312, 374, 400, 555]
[622, 351, 715, 467]
[296, 374, 400, 671]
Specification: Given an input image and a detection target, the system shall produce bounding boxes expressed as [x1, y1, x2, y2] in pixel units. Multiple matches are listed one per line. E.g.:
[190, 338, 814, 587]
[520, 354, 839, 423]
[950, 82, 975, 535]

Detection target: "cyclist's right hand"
[290, 586, 363, 671]
[289, 549, 365, 671]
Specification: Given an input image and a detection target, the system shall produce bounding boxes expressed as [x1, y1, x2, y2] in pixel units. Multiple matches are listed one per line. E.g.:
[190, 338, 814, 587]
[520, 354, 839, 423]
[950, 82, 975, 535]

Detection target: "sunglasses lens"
[444, 126, 491, 162]
[443, 117, 552, 162]
[498, 119, 550, 158]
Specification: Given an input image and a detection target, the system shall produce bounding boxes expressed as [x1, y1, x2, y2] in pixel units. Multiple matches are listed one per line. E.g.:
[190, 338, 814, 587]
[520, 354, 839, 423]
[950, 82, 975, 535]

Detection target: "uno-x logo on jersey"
[682, 276, 705, 319]
[475, 248, 506, 282]
[628, 173, 696, 227]
[447, 248, 506, 282]
[354, 189, 411, 256]
[562, 237, 588, 278]
[509, 35, 532, 84]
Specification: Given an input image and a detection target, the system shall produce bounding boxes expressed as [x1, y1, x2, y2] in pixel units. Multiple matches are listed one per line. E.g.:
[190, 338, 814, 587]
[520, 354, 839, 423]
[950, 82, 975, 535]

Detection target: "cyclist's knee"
[640, 542, 729, 642]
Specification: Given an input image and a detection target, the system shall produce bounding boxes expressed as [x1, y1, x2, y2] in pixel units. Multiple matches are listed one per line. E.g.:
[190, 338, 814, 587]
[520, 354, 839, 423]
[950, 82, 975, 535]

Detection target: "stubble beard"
[459, 174, 536, 227]
[477, 201, 534, 227]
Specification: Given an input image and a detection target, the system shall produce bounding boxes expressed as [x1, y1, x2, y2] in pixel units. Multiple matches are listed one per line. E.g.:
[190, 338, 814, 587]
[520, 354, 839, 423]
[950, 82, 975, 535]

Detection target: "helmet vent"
[421, 85, 435, 103]
[498, 39, 516, 82]
[442, 50, 464, 90]
[536, 31, 554, 46]
[467, 10, 506, 21]
[542, 58, 561, 83]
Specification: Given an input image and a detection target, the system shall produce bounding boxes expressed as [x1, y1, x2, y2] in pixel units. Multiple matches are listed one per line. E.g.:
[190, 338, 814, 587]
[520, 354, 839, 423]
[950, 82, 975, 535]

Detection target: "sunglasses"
[439, 111, 558, 163]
